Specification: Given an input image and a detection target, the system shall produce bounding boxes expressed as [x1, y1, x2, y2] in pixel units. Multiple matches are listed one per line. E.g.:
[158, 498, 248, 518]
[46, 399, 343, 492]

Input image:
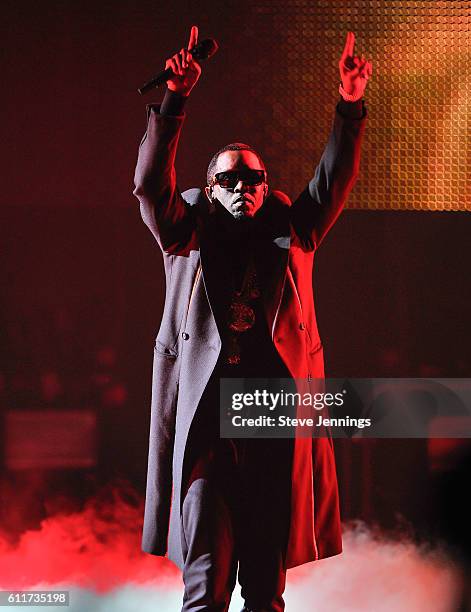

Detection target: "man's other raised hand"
[339, 31, 373, 99]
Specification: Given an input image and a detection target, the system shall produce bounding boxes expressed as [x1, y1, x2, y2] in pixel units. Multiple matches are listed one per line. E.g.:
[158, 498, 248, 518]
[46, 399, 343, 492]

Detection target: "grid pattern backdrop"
[240, 0, 470, 211]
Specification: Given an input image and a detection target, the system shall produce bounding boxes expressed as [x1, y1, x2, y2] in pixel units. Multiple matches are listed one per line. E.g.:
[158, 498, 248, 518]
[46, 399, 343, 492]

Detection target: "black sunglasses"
[211, 169, 266, 189]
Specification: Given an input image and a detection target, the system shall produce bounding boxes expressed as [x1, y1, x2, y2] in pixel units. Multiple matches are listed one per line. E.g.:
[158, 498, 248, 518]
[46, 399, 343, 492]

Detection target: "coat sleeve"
[289, 99, 367, 251]
[133, 104, 198, 255]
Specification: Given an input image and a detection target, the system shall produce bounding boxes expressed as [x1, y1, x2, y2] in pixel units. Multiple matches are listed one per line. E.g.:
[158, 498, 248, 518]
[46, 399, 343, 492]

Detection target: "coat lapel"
[199, 214, 233, 339]
[253, 237, 290, 340]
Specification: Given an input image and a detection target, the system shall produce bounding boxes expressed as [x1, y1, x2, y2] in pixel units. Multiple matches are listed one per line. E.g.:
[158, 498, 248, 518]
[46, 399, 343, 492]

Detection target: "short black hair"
[206, 142, 266, 185]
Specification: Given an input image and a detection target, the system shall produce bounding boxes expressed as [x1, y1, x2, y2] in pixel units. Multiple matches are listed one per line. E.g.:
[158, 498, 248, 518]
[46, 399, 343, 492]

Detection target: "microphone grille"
[191, 38, 219, 60]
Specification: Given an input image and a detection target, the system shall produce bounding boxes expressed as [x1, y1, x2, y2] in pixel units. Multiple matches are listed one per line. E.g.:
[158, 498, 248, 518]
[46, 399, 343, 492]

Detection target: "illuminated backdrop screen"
[241, 0, 470, 211]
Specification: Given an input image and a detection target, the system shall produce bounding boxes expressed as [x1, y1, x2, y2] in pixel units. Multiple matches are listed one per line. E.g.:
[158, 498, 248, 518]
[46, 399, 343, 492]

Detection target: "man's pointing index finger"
[341, 31, 355, 60]
[188, 25, 198, 51]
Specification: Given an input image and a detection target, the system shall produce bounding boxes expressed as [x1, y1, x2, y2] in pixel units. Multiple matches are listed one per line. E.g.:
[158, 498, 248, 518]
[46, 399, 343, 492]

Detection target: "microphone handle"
[138, 67, 174, 95]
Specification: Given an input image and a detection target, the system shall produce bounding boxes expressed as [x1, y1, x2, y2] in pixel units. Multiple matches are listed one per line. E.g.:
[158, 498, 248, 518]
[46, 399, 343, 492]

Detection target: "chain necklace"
[225, 256, 261, 365]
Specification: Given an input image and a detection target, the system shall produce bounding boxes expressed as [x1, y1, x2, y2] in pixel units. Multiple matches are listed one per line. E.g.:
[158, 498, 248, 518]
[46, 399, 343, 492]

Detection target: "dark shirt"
[213, 214, 288, 378]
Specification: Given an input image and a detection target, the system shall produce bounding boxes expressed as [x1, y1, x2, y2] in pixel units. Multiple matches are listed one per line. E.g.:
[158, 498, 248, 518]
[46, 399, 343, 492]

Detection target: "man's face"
[205, 150, 268, 220]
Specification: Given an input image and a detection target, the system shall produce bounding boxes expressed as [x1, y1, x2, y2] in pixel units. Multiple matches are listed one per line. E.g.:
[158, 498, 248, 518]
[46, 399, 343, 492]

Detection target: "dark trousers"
[180, 436, 292, 612]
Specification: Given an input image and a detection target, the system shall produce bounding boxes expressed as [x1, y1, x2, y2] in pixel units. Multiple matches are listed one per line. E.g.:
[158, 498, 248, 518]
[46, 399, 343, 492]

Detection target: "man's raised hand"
[165, 25, 202, 96]
[339, 32, 373, 99]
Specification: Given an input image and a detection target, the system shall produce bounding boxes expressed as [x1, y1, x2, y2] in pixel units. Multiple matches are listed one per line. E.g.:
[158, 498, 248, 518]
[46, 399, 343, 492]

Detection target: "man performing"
[134, 25, 371, 612]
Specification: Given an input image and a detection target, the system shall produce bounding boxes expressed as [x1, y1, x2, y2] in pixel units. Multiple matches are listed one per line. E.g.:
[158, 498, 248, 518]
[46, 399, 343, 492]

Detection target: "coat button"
[299, 322, 305, 330]
[182, 332, 190, 340]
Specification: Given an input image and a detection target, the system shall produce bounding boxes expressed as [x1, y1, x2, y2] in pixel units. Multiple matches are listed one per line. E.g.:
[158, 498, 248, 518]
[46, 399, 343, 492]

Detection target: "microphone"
[138, 38, 218, 95]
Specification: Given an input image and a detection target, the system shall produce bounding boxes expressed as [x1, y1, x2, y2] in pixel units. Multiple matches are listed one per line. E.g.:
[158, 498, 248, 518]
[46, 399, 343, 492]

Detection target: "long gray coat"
[133, 100, 367, 570]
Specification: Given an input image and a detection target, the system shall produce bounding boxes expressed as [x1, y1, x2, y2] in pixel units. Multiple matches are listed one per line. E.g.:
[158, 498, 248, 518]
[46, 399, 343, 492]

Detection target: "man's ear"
[204, 185, 214, 203]
[263, 184, 269, 198]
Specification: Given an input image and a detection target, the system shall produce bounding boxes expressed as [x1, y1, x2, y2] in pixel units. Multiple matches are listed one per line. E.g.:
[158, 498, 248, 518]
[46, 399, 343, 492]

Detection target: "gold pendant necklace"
[225, 258, 260, 364]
